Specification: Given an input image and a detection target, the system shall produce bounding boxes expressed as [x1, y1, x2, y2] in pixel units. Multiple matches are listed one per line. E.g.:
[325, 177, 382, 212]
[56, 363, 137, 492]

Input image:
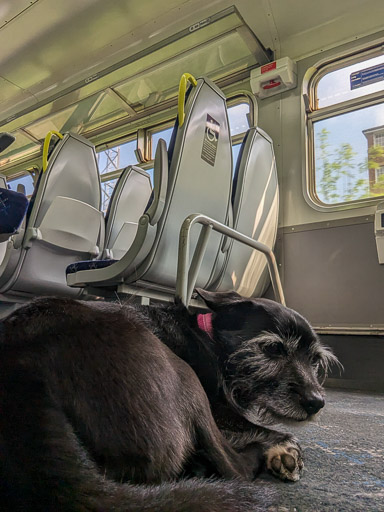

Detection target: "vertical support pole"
[186, 223, 213, 306]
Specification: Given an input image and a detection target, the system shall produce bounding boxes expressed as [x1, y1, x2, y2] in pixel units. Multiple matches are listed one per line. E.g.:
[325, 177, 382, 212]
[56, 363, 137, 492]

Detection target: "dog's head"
[196, 289, 340, 425]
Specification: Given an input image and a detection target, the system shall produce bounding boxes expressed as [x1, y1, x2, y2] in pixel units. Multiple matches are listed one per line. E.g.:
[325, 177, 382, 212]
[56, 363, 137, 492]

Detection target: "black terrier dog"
[0, 290, 338, 511]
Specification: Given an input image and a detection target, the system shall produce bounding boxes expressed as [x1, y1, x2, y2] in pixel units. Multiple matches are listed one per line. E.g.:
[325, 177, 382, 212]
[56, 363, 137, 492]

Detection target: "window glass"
[100, 178, 118, 213]
[317, 55, 384, 108]
[8, 174, 35, 196]
[228, 103, 250, 136]
[146, 168, 154, 185]
[151, 127, 173, 158]
[313, 103, 384, 203]
[97, 140, 138, 212]
[309, 49, 384, 207]
[97, 139, 137, 175]
[232, 143, 242, 173]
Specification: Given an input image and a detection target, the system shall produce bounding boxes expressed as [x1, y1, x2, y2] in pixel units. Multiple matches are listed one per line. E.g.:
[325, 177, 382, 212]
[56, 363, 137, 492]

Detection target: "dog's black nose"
[300, 393, 325, 415]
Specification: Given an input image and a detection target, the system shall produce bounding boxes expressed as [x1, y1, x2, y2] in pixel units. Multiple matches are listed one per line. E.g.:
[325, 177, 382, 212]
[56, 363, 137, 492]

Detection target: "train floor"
[259, 388, 384, 511]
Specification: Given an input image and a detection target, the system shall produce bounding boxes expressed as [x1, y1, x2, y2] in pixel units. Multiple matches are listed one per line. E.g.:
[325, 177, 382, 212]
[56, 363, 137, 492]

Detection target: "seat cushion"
[0, 188, 29, 235]
[66, 258, 118, 275]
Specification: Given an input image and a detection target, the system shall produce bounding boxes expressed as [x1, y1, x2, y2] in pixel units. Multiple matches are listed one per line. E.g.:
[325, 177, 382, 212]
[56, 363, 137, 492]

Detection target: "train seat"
[103, 166, 152, 261]
[212, 126, 279, 297]
[66, 165, 153, 274]
[0, 188, 29, 243]
[66, 75, 232, 294]
[0, 132, 103, 299]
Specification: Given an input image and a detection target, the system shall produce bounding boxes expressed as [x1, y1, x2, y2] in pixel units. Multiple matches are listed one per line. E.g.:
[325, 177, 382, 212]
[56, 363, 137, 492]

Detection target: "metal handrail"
[175, 213, 285, 307]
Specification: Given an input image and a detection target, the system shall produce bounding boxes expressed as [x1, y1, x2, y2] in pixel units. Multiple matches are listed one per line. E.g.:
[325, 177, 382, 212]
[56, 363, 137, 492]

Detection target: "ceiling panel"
[0, 0, 39, 29]
[262, 0, 384, 59]
[0, 76, 37, 121]
[0, 5, 262, 170]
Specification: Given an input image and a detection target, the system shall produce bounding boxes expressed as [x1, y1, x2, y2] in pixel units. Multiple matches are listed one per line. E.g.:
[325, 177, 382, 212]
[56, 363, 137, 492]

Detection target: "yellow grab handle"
[178, 73, 197, 127]
[42, 130, 64, 172]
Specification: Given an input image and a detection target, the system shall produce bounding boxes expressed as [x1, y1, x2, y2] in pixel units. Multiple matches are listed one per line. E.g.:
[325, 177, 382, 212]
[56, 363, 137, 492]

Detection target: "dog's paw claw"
[265, 442, 304, 482]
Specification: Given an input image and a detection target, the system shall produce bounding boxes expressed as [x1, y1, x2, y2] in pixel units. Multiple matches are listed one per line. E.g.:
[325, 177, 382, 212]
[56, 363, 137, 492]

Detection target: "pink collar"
[197, 313, 213, 340]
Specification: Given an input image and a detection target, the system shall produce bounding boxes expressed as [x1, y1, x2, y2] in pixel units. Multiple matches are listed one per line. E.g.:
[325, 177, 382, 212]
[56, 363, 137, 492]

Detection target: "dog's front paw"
[265, 441, 304, 482]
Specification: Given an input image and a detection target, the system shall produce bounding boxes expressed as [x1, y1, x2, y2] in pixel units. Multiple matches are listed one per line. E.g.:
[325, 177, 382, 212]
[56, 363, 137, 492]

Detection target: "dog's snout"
[300, 393, 325, 415]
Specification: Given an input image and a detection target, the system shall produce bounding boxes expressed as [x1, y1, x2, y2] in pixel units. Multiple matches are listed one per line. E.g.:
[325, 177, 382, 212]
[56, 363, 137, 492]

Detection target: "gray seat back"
[0, 132, 103, 298]
[29, 133, 101, 227]
[104, 166, 152, 260]
[132, 76, 233, 289]
[214, 127, 279, 297]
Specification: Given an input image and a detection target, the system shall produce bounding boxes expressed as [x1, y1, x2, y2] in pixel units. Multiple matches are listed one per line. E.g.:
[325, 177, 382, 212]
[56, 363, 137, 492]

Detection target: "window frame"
[146, 121, 175, 160]
[305, 44, 384, 212]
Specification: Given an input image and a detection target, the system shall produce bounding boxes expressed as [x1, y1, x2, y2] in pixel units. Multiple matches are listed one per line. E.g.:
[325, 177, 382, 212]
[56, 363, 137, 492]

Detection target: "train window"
[308, 49, 384, 207]
[228, 103, 250, 137]
[97, 139, 138, 212]
[228, 100, 251, 170]
[150, 126, 174, 159]
[8, 174, 35, 196]
[232, 143, 242, 171]
[316, 55, 384, 108]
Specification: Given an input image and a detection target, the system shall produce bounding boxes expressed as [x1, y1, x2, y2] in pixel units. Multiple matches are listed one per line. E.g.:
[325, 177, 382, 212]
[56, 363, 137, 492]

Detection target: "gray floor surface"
[260, 389, 384, 512]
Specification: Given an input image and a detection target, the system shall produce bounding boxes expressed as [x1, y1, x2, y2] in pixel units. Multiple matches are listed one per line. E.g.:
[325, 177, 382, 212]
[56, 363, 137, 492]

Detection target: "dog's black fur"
[0, 290, 338, 511]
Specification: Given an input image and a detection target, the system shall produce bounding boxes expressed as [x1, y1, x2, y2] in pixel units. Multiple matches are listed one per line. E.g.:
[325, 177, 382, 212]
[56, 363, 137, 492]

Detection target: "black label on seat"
[201, 114, 220, 166]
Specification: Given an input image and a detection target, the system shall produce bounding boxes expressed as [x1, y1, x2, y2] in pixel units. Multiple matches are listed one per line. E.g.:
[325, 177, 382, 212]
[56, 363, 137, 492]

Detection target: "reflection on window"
[228, 103, 250, 136]
[317, 54, 384, 108]
[313, 104, 384, 204]
[151, 127, 173, 158]
[8, 174, 35, 196]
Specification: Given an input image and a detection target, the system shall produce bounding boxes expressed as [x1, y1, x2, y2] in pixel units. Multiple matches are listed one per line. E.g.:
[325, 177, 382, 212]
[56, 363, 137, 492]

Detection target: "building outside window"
[363, 127, 384, 195]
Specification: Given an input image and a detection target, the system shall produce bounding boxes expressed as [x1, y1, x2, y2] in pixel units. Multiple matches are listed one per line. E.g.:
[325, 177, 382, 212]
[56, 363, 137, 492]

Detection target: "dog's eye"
[261, 342, 286, 357]
[311, 353, 321, 366]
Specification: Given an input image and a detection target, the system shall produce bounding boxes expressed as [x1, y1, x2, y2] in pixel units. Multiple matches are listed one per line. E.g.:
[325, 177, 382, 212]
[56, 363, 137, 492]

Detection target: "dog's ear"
[195, 289, 244, 310]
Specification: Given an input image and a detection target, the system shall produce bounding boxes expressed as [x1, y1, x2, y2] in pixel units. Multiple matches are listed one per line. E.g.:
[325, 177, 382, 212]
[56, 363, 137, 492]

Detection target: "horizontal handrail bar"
[176, 213, 285, 307]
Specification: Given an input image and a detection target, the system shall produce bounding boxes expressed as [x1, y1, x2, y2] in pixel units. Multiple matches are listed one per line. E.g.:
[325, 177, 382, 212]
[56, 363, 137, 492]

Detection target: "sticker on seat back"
[201, 114, 220, 166]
